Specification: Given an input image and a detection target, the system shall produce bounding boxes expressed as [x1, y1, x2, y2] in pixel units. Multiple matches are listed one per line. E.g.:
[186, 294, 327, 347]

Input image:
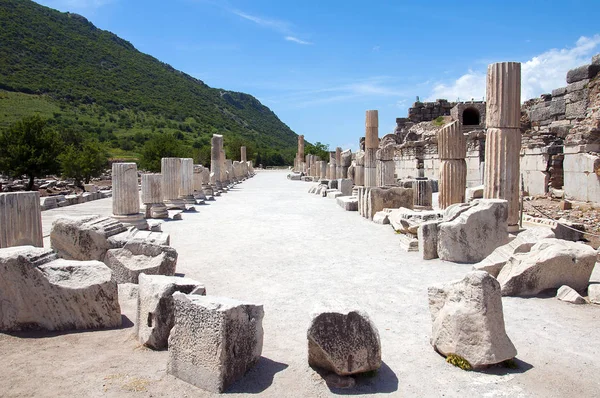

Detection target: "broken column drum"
[340, 149, 352, 179]
[364, 110, 379, 187]
[335, 147, 342, 179]
[179, 158, 196, 204]
[484, 62, 522, 232]
[376, 144, 395, 187]
[162, 158, 186, 209]
[210, 135, 223, 189]
[141, 174, 168, 219]
[329, 152, 336, 181]
[413, 179, 433, 208]
[354, 150, 365, 186]
[112, 162, 148, 229]
[438, 120, 467, 209]
[0, 192, 43, 248]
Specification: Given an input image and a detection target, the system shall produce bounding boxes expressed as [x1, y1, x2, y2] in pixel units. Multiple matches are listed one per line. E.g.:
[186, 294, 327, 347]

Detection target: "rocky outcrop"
[428, 271, 517, 369]
[437, 199, 508, 263]
[497, 238, 596, 296]
[0, 246, 121, 332]
[307, 310, 382, 376]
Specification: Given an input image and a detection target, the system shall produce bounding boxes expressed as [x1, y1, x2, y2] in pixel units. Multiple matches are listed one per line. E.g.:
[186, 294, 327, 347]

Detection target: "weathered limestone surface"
[588, 283, 600, 304]
[484, 62, 522, 230]
[418, 221, 440, 260]
[428, 271, 517, 369]
[437, 199, 508, 263]
[335, 148, 342, 179]
[141, 174, 168, 219]
[167, 294, 264, 393]
[210, 135, 223, 187]
[51, 215, 127, 261]
[359, 187, 414, 220]
[364, 110, 379, 187]
[413, 179, 433, 208]
[136, 274, 205, 350]
[0, 246, 121, 332]
[556, 285, 586, 304]
[337, 179, 353, 196]
[438, 121, 467, 209]
[340, 149, 352, 178]
[473, 227, 555, 277]
[497, 238, 596, 296]
[179, 158, 196, 204]
[336, 196, 358, 211]
[112, 162, 147, 229]
[376, 143, 395, 187]
[0, 192, 43, 248]
[307, 310, 382, 376]
[162, 158, 186, 209]
[104, 242, 178, 284]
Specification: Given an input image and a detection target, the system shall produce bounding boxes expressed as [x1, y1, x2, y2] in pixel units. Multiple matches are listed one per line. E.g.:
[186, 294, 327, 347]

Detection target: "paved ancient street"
[2, 170, 599, 397]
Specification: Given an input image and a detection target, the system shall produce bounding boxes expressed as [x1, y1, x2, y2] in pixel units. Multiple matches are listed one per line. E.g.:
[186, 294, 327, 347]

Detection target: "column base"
[179, 195, 197, 205]
[146, 203, 169, 219]
[164, 199, 187, 210]
[112, 213, 149, 230]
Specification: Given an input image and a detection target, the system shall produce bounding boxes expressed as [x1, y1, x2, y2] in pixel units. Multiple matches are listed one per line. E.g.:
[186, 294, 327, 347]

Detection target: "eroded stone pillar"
[335, 147, 342, 179]
[210, 135, 223, 189]
[112, 162, 148, 229]
[0, 192, 43, 248]
[141, 173, 168, 219]
[329, 152, 336, 181]
[296, 135, 305, 172]
[179, 158, 196, 204]
[438, 120, 467, 209]
[413, 179, 433, 209]
[364, 110, 379, 187]
[162, 157, 186, 209]
[320, 161, 327, 179]
[484, 62, 521, 231]
[376, 144, 395, 186]
[341, 149, 352, 178]
[354, 150, 365, 186]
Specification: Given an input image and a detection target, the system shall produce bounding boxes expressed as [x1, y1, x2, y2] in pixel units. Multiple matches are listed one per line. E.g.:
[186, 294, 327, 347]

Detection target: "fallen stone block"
[428, 271, 517, 369]
[108, 226, 170, 247]
[307, 310, 381, 376]
[327, 190, 343, 199]
[136, 274, 205, 350]
[104, 242, 178, 284]
[566, 64, 600, 84]
[556, 285, 586, 304]
[389, 208, 443, 232]
[589, 283, 600, 304]
[50, 215, 127, 261]
[337, 178, 353, 196]
[362, 187, 413, 220]
[465, 185, 484, 202]
[373, 211, 390, 224]
[497, 238, 596, 296]
[437, 199, 508, 264]
[418, 221, 440, 260]
[473, 227, 555, 277]
[0, 246, 121, 332]
[336, 196, 358, 211]
[167, 294, 264, 393]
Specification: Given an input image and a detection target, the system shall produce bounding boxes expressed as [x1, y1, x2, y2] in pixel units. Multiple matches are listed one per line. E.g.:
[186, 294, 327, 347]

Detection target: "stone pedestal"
[484, 62, 521, 231]
[112, 163, 148, 229]
[162, 158, 186, 209]
[141, 174, 168, 219]
[364, 110, 379, 187]
[211, 135, 223, 190]
[376, 144, 395, 186]
[179, 158, 196, 204]
[0, 192, 43, 248]
[438, 120, 467, 209]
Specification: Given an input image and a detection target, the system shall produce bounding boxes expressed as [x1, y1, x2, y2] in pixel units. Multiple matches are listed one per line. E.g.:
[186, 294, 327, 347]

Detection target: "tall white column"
[141, 173, 168, 219]
[112, 162, 148, 229]
[364, 110, 379, 187]
[162, 157, 186, 209]
[179, 158, 196, 204]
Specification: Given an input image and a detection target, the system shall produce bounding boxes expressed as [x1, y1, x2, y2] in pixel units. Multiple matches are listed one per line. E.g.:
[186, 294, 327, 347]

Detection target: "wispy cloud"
[426, 35, 600, 102]
[285, 36, 312, 45]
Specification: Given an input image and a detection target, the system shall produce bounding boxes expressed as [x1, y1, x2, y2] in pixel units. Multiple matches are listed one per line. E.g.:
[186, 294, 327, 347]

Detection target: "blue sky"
[36, 0, 600, 150]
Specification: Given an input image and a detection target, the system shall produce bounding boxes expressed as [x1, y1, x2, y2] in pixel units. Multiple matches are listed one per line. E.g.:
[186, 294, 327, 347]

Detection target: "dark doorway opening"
[463, 108, 480, 125]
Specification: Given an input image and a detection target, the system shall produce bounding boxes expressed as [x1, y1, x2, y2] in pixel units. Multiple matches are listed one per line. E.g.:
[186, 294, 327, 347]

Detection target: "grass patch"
[446, 354, 472, 371]
[433, 116, 445, 126]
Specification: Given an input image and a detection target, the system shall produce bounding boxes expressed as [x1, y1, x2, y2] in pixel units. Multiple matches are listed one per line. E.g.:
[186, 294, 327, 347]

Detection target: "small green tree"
[139, 133, 188, 172]
[59, 139, 109, 187]
[0, 116, 63, 190]
[305, 141, 330, 163]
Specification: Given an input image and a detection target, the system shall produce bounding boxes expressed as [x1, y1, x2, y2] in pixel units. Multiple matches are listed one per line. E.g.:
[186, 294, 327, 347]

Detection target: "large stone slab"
[136, 274, 205, 350]
[167, 294, 264, 393]
[497, 238, 596, 296]
[0, 246, 121, 332]
[428, 271, 517, 369]
[104, 242, 178, 284]
[307, 310, 381, 376]
[437, 199, 508, 263]
[336, 196, 358, 211]
[363, 187, 413, 220]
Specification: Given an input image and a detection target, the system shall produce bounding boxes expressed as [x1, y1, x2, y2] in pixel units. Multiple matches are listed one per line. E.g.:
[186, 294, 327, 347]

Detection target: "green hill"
[0, 0, 300, 165]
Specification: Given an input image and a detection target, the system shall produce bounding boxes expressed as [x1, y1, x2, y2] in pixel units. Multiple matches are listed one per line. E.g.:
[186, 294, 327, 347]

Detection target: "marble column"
[340, 149, 352, 178]
[112, 162, 148, 229]
[178, 158, 196, 204]
[329, 152, 336, 181]
[0, 192, 43, 248]
[413, 179, 433, 209]
[376, 144, 395, 186]
[141, 173, 168, 219]
[162, 157, 186, 209]
[297, 135, 305, 172]
[210, 134, 223, 189]
[354, 150, 365, 186]
[364, 110, 379, 187]
[484, 62, 521, 231]
[438, 120, 467, 209]
[240, 146, 248, 177]
[320, 161, 328, 179]
[335, 147, 342, 179]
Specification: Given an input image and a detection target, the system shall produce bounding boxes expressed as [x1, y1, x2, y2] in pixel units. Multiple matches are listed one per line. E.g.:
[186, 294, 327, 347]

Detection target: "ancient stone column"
[376, 144, 395, 186]
[297, 135, 305, 172]
[335, 147, 342, 179]
[438, 120, 467, 209]
[241, 146, 247, 162]
[112, 162, 148, 229]
[484, 62, 521, 231]
[179, 158, 196, 204]
[329, 152, 336, 181]
[162, 157, 186, 209]
[240, 146, 248, 177]
[340, 149, 352, 178]
[413, 179, 433, 209]
[0, 192, 43, 248]
[210, 134, 223, 189]
[320, 161, 327, 179]
[354, 150, 365, 186]
[141, 174, 168, 219]
[364, 110, 379, 187]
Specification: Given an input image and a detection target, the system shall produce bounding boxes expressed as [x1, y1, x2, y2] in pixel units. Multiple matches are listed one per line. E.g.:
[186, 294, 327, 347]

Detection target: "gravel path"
[2, 170, 599, 397]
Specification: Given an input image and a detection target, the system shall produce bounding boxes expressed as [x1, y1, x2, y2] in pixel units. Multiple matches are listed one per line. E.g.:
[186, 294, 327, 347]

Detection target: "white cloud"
[285, 36, 312, 45]
[426, 35, 600, 102]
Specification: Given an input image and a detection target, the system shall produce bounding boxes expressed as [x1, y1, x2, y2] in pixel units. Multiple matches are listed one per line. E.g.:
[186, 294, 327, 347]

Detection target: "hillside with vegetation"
[0, 0, 306, 167]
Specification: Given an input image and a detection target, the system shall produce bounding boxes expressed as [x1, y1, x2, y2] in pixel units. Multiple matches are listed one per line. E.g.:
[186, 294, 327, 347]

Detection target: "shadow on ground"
[318, 361, 399, 395]
[477, 357, 534, 375]
[5, 314, 135, 338]
[226, 357, 288, 394]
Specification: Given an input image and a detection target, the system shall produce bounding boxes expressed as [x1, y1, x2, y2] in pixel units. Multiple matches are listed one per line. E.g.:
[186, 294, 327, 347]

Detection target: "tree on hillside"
[59, 139, 108, 187]
[139, 133, 189, 172]
[305, 141, 330, 163]
[0, 116, 63, 190]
